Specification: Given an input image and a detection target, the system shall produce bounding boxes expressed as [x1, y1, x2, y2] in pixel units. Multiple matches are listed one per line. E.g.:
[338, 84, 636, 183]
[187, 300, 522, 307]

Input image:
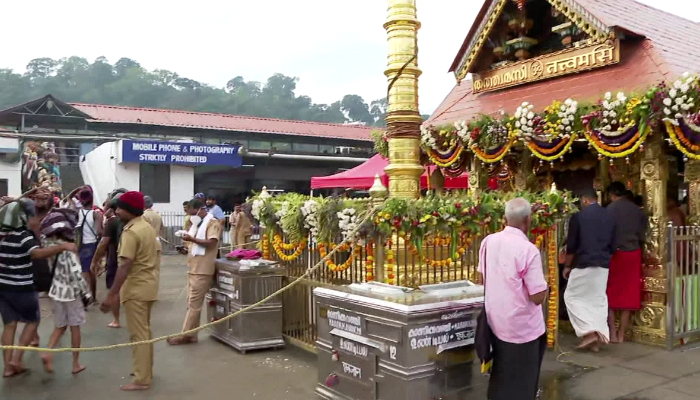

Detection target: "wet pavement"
[2, 255, 700, 399]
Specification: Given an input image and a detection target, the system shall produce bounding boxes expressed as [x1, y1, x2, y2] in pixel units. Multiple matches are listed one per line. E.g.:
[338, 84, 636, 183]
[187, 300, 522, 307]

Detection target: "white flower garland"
[514, 102, 536, 137]
[251, 199, 266, 229]
[420, 125, 437, 150]
[275, 201, 290, 234]
[599, 91, 627, 131]
[454, 120, 469, 144]
[557, 98, 577, 135]
[663, 72, 696, 119]
[337, 208, 359, 242]
[301, 199, 320, 238]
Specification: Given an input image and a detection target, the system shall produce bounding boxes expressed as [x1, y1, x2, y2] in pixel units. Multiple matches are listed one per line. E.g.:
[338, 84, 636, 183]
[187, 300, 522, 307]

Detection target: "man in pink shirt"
[478, 197, 548, 400]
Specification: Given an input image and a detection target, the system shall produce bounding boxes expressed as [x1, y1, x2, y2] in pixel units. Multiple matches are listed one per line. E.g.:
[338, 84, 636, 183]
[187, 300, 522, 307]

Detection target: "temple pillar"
[685, 159, 700, 225]
[630, 134, 669, 346]
[383, 0, 423, 199]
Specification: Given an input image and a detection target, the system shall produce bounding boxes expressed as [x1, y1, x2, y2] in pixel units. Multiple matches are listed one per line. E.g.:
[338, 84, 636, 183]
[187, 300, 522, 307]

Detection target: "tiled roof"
[70, 103, 374, 142]
[576, 0, 700, 76]
[432, 0, 700, 125]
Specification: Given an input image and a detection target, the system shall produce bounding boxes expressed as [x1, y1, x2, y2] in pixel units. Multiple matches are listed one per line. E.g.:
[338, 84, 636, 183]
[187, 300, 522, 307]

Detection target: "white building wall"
[0, 138, 25, 197]
[80, 141, 194, 212]
[0, 160, 21, 197]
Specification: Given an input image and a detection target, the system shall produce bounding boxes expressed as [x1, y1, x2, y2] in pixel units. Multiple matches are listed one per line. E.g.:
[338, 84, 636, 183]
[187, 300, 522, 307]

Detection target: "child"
[40, 208, 90, 374]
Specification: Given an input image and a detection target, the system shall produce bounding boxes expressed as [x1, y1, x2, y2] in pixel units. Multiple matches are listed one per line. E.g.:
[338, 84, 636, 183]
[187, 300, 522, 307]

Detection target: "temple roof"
[431, 0, 700, 125]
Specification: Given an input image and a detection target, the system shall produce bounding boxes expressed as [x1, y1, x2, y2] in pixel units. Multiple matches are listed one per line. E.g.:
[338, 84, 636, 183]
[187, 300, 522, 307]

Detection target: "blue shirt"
[207, 204, 225, 220]
[566, 203, 616, 269]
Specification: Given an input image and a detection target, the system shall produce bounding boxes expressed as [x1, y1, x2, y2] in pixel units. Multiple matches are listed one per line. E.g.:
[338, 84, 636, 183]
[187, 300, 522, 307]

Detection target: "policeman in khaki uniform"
[168, 198, 221, 346]
[101, 191, 159, 391]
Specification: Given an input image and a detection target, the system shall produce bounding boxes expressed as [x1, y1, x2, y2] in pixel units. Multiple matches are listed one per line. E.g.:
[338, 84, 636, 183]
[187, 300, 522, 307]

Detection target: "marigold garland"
[526, 134, 577, 162]
[272, 234, 307, 262]
[385, 239, 396, 285]
[261, 234, 270, 259]
[407, 236, 473, 269]
[546, 229, 558, 349]
[666, 120, 700, 159]
[471, 137, 515, 163]
[365, 242, 375, 281]
[584, 124, 650, 158]
[318, 242, 359, 272]
[427, 144, 465, 168]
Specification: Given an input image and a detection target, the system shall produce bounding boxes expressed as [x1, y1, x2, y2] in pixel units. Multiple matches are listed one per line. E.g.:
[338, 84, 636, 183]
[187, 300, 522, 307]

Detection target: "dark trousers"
[488, 333, 546, 400]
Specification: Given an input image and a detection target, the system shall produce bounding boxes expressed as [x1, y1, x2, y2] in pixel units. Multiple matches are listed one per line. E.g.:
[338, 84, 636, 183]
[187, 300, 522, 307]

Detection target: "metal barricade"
[159, 211, 234, 254]
[667, 225, 700, 348]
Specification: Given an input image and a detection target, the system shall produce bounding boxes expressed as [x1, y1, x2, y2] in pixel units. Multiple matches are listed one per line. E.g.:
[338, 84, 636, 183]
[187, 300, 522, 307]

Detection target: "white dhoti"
[564, 267, 610, 343]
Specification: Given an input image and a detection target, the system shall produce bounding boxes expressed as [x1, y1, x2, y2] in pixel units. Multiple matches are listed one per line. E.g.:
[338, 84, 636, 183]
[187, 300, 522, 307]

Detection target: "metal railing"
[667, 224, 700, 348]
[159, 211, 240, 254]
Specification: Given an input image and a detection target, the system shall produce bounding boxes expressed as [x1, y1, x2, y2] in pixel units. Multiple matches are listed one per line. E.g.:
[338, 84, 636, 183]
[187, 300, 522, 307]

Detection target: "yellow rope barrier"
[0, 208, 378, 353]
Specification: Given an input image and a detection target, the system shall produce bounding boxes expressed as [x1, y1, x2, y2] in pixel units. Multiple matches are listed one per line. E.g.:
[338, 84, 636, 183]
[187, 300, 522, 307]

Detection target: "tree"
[25, 58, 58, 80]
[341, 95, 373, 125]
[370, 97, 388, 127]
[0, 56, 395, 127]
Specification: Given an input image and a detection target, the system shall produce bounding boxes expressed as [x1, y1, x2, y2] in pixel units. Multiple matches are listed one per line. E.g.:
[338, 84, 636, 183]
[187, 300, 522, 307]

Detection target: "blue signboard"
[121, 140, 241, 167]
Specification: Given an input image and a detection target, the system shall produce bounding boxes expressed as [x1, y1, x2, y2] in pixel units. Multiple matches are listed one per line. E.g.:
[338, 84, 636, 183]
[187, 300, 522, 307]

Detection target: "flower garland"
[662, 72, 697, 119]
[584, 123, 650, 159]
[318, 242, 359, 272]
[385, 239, 396, 285]
[272, 234, 307, 262]
[365, 242, 375, 281]
[301, 199, 320, 237]
[471, 136, 515, 163]
[526, 134, 577, 162]
[338, 208, 360, 242]
[261, 233, 270, 259]
[407, 235, 473, 269]
[665, 120, 700, 160]
[546, 229, 558, 348]
[421, 123, 467, 168]
[428, 144, 465, 167]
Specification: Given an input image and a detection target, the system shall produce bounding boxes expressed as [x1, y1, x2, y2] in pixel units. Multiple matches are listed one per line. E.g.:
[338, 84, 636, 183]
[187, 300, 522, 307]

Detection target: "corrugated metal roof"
[431, 0, 700, 125]
[70, 103, 374, 142]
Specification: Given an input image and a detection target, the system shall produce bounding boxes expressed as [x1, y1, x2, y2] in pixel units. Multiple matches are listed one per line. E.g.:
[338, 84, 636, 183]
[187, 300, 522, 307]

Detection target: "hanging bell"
[625, 157, 630, 164]
[684, 156, 689, 162]
[550, 161, 554, 168]
[609, 158, 614, 165]
[539, 160, 544, 166]
[639, 144, 644, 152]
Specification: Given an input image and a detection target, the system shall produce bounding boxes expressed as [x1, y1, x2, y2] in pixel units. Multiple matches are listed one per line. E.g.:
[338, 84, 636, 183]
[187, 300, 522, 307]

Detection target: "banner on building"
[120, 140, 242, 167]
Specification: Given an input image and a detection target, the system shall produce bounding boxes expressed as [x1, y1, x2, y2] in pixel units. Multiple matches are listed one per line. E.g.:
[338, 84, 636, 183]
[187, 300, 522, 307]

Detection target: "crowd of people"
[477, 181, 686, 400]
[0, 185, 255, 391]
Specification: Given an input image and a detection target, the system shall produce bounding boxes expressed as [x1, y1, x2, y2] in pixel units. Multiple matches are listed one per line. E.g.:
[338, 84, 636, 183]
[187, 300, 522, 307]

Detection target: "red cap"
[117, 191, 145, 216]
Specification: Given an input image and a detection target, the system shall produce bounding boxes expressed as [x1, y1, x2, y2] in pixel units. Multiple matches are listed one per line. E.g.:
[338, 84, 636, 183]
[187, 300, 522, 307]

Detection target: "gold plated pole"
[685, 160, 700, 225]
[630, 134, 669, 346]
[384, 0, 423, 199]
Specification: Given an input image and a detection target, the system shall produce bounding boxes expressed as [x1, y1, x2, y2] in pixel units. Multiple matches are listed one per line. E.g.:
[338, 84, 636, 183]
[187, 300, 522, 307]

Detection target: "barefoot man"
[563, 188, 616, 351]
[101, 191, 159, 391]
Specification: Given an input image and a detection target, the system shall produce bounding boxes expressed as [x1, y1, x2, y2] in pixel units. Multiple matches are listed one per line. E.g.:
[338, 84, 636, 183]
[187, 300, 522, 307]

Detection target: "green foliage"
[0, 56, 387, 126]
[371, 130, 389, 157]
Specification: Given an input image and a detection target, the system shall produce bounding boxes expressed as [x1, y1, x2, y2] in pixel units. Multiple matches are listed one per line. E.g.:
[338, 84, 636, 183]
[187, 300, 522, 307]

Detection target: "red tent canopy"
[310, 154, 468, 190]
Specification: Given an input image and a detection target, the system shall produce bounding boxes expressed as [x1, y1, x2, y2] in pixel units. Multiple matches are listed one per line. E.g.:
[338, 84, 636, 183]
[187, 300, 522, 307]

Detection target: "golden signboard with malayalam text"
[472, 39, 620, 94]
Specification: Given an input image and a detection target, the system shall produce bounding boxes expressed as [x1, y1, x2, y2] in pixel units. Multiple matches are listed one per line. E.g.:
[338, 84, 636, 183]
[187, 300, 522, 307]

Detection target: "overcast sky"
[1, 0, 696, 115]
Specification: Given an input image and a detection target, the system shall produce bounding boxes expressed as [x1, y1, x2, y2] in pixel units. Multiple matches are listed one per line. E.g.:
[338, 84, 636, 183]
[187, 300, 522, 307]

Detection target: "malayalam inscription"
[473, 40, 620, 93]
[328, 310, 362, 335]
[408, 319, 477, 351]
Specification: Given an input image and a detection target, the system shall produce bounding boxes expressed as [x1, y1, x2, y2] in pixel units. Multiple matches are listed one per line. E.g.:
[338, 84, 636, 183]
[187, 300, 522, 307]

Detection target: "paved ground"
[2, 255, 700, 399]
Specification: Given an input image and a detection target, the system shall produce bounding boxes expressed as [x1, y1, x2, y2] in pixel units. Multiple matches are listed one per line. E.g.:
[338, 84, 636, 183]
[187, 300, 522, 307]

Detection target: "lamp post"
[384, 0, 423, 199]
